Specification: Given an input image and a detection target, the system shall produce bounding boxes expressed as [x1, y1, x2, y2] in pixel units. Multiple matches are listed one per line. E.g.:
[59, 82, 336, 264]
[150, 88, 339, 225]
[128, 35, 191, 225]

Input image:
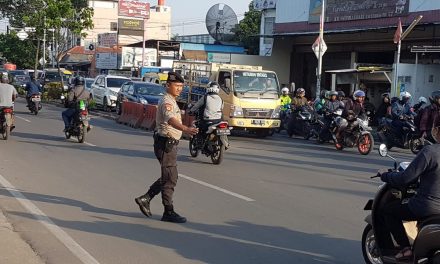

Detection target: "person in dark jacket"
[319, 91, 344, 140]
[335, 90, 366, 147]
[391, 91, 415, 134]
[378, 132, 440, 260]
[62, 76, 90, 131]
[25, 75, 41, 107]
[419, 91, 440, 140]
[376, 93, 392, 126]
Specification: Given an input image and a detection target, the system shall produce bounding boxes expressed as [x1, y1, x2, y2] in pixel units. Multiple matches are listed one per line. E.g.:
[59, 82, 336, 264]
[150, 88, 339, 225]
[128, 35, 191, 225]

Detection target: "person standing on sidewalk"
[135, 72, 198, 223]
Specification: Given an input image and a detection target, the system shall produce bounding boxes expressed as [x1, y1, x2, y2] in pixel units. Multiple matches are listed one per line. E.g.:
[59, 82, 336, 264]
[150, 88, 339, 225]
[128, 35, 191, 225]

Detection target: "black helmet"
[74, 76, 85, 86]
[337, 91, 345, 98]
[431, 90, 440, 100]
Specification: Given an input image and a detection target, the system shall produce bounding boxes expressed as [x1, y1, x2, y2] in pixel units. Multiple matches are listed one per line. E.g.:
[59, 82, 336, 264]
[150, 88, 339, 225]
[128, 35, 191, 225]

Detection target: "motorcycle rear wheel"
[358, 133, 374, 155]
[211, 142, 225, 165]
[189, 136, 199, 157]
[77, 126, 87, 143]
[361, 224, 383, 264]
[2, 125, 10, 140]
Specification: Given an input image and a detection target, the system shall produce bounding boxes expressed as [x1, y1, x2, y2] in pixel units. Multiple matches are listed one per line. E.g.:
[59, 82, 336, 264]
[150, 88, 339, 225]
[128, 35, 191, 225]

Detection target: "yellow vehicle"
[174, 61, 281, 137]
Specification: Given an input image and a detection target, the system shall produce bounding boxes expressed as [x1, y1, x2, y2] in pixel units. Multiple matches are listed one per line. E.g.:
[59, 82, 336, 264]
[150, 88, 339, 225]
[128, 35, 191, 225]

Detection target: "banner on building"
[118, 0, 150, 19]
[98, 33, 117, 47]
[121, 47, 157, 68]
[253, 0, 277, 10]
[96, 53, 118, 69]
[118, 18, 144, 36]
[207, 53, 231, 63]
[309, 0, 410, 23]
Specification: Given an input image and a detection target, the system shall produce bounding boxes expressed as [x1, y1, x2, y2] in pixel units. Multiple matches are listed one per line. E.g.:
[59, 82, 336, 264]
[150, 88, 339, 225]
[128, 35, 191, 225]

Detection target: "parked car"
[90, 75, 130, 111]
[116, 81, 166, 115]
[11, 75, 31, 93]
[8, 70, 28, 77]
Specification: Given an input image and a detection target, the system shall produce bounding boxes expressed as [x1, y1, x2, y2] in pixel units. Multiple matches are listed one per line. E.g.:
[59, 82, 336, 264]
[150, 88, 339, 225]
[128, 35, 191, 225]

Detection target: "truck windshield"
[233, 71, 279, 94]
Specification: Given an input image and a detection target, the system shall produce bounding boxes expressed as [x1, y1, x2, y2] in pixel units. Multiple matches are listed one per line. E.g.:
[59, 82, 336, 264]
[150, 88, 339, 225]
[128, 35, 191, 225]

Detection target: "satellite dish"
[206, 3, 238, 44]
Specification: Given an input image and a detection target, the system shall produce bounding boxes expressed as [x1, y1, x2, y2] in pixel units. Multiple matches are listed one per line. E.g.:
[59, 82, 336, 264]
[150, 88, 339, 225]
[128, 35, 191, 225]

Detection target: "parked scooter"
[28, 93, 42, 115]
[377, 117, 423, 154]
[362, 144, 440, 264]
[0, 107, 14, 140]
[189, 112, 231, 165]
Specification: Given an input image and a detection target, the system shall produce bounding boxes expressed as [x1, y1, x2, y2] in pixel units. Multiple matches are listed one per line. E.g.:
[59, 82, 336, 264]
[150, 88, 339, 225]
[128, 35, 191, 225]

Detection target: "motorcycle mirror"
[378, 144, 388, 157]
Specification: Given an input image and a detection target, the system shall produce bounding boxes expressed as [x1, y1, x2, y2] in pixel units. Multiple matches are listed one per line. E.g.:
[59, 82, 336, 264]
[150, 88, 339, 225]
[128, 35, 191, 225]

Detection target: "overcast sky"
[165, 0, 251, 36]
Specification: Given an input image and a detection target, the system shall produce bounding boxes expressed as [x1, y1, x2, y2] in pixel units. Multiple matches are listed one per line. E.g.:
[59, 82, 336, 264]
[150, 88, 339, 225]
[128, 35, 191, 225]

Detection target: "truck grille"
[243, 108, 273, 119]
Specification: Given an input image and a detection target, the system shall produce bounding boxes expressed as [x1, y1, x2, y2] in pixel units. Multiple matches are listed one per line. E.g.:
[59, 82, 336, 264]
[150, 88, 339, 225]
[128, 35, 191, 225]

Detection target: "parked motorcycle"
[335, 114, 374, 155]
[362, 144, 440, 264]
[189, 113, 231, 165]
[0, 107, 13, 140]
[286, 105, 314, 139]
[64, 99, 90, 143]
[377, 117, 423, 154]
[28, 93, 42, 115]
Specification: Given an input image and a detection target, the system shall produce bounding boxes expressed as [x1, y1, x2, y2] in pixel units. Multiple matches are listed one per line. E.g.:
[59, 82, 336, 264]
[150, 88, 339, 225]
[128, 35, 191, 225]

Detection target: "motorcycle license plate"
[32, 97, 41, 102]
[251, 120, 265, 126]
[217, 129, 231, 135]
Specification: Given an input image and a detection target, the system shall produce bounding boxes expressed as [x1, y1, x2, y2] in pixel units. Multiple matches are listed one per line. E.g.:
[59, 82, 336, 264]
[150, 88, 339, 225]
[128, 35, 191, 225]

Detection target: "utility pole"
[42, 16, 46, 71]
[313, 0, 326, 99]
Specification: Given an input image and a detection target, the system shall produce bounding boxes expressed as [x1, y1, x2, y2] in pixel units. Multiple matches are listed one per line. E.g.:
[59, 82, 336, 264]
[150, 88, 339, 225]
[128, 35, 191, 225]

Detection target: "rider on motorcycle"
[335, 90, 367, 148]
[391, 91, 416, 135]
[280, 87, 291, 120]
[189, 81, 224, 137]
[62, 76, 90, 132]
[319, 91, 344, 140]
[419, 90, 440, 141]
[378, 131, 440, 260]
[0, 75, 17, 129]
[25, 75, 41, 107]
[414, 96, 428, 114]
[291, 88, 308, 110]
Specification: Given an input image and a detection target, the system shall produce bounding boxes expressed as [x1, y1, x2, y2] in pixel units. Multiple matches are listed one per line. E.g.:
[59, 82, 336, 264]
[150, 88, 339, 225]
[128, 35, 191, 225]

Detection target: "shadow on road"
[8, 210, 359, 264]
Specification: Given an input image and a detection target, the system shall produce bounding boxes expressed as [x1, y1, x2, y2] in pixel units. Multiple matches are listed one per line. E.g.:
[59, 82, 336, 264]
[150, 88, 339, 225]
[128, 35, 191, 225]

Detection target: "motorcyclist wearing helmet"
[337, 91, 347, 107]
[314, 89, 328, 114]
[419, 90, 440, 141]
[280, 87, 292, 112]
[391, 91, 416, 135]
[190, 81, 224, 137]
[291, 88, 308, 110]
[335, 90, 367, 147]
[376, 93, 392, 126]
[25, 75, 41, 107]
[62, 76, 90, 132]
[319, 90, 345, 140]
[413, 96, 428, 114]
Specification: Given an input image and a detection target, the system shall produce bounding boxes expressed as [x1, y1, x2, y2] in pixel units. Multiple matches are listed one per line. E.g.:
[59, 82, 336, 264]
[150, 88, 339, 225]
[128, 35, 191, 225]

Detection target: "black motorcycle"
[65, 107, 90, 143]
[377, 117, 423, 154]
[0, 107, 14, 140]
[316, 109, 343, 144]
[362, 144, 440, 264]
[189, 113, 231, 165]
[28, 93, 42, 115]
[287, 105, 314, 139]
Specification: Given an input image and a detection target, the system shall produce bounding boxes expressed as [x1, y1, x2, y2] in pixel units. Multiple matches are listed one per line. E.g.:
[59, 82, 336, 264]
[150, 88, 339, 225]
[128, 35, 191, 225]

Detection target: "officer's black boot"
[135, 194, 152, 218]
[161, 205, 186, 223]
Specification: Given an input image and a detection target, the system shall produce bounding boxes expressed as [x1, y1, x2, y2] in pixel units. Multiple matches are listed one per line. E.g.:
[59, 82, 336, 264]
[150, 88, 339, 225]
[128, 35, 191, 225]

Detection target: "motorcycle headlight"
[139, 98, 148, 105]
[271, 106, 281, 119]
[230, 105, 243, 118]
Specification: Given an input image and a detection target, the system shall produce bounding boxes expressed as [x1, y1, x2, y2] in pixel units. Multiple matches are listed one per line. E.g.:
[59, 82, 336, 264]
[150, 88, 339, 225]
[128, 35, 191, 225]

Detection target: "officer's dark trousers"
[147, 138, 178, 211]
[377, 200, 418, 250]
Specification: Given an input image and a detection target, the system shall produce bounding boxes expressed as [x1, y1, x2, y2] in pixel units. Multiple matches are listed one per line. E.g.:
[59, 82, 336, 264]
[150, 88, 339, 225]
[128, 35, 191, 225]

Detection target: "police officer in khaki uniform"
[135, 72, 198, 223]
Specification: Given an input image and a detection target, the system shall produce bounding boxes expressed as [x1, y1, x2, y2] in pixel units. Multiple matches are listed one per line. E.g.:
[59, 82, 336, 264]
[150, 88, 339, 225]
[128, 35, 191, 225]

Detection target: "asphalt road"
[0, 99, 415, 264]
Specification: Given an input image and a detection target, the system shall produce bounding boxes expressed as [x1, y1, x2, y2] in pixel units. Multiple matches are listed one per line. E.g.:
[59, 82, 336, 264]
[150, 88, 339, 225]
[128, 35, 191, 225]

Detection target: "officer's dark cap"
[167, 72, 184, 83]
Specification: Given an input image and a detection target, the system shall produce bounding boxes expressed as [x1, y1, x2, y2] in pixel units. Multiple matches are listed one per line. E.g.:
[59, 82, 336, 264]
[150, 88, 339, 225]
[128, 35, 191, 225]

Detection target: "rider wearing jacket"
[335, 90, 366, 147]
[190, 81, 224, 136]
[379, 135, 440, 260]
[25, 75, 41, 107]
[319, 91, 344, 140]
[419, 91, 440, 140]
[391, 91, 416, 134]
[280, 87, 292, 111]
[291, 88, 308, 110]
[62, 76, 90, 131]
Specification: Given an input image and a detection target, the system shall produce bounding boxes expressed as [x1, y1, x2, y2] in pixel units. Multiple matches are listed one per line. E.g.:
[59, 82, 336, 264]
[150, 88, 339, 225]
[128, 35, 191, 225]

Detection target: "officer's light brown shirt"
[157, 93, 182, 140]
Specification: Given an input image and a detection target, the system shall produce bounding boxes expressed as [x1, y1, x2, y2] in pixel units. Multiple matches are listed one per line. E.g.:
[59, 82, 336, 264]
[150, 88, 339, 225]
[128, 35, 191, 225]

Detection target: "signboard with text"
[96, 53, 118, 69]
[118, 18, 144, 36]
[118, 0, 150, 19]
[253, 0, 277, 10]
[121, 47, 157, 68]
[207, 53, 231, 63]
[309, 0, 410, 23]
[98, 33, 117, 48]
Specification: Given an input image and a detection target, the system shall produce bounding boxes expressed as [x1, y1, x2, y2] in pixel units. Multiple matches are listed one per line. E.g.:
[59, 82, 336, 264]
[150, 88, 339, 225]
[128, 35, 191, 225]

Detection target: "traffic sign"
[17, 30, 29, 41]
[312, 36, 327, 59]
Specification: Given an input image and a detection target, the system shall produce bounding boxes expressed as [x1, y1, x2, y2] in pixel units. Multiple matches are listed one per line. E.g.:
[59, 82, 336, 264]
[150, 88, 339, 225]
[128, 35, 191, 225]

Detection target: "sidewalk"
[0, 210, 45, 264]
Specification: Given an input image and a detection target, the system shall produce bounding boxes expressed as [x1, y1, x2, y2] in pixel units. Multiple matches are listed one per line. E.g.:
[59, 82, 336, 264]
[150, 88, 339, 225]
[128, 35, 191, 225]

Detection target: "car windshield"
[136, 83, 165, 96]
[45, 72, 62, 82]
[9, 70, 27, 76]
[14, 75, 30, 83]
[107, 78, 129, 88]
[85, 79, 94, 88]
[233, 71, 279, 94]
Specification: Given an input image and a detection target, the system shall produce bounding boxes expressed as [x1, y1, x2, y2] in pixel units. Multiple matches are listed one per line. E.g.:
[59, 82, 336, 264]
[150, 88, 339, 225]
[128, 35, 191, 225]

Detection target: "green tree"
[0, 33, 38, 69]
[233, 1, 261, 55]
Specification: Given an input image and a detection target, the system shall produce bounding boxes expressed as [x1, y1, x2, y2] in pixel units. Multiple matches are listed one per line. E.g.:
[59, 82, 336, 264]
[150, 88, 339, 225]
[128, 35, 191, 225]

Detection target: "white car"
[90, 75, 130, 111]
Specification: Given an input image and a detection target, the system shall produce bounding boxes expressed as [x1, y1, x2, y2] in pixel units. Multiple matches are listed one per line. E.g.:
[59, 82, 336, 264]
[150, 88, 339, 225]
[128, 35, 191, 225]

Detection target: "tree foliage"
[233, 1, 261, 55]
[0, 33, 37, 69]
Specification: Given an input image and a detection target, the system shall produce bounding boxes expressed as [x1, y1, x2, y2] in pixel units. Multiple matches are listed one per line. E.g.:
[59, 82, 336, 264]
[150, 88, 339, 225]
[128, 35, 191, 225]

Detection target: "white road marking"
[15, 116, 31, 123]
[84, 142, 97, 147]
[0, 174, 101, 264]
[179, 174, 255, 202]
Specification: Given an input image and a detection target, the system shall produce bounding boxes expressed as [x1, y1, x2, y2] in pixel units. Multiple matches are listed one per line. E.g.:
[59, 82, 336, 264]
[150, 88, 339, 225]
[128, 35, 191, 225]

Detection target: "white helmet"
[281, 87, 289, 94]
[206, 81, 220, 94]
[418, 96, 427, 104]
[399, 91, 411, 101]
